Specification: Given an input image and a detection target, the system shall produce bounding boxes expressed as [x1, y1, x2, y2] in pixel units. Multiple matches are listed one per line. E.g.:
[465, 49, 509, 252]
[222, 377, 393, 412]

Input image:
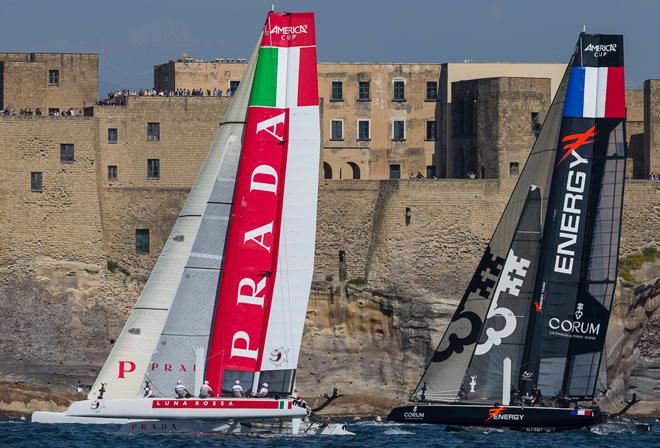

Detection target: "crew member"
[257, 382, 269, 397]
[232, 379, 244, 398]
[143, 381, 153, 398]
[199, 380, 214, 398]
[531, 384, 543, 406]
[175, 380, 191, 398]
[458, 388, 468, 400]
[556, 389, 569, 408]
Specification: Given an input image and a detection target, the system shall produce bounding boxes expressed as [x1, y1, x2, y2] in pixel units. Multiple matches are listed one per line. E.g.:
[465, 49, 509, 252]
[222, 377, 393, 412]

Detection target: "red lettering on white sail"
[117, 360, 136, 379]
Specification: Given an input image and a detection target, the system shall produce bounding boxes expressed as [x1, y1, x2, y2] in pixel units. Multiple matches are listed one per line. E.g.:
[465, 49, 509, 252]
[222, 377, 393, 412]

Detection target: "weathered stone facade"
[645, 79, 660, 176]
[450, 77, 551, 180]
[0, 52, 98, 112]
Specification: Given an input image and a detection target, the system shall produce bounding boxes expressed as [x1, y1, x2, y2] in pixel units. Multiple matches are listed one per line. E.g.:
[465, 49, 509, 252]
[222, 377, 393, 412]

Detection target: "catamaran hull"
[387, 404, 603, 431]
[32, 398, 306, 422]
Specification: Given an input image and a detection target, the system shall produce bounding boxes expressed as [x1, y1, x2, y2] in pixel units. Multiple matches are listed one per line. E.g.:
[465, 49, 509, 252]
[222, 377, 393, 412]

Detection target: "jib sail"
[413, 65, 568, 402]
[88, 45, 259, 400]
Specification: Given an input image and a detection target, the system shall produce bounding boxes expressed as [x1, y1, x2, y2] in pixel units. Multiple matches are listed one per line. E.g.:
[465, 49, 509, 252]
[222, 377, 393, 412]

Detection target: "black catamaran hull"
[387, 404, 602, 431]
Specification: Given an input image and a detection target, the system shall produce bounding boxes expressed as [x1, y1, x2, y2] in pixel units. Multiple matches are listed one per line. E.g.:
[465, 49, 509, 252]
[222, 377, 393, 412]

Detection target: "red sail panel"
[260, 12, 316, 48]
[205, 107, 289, 391]
[297, 46, 318, 106]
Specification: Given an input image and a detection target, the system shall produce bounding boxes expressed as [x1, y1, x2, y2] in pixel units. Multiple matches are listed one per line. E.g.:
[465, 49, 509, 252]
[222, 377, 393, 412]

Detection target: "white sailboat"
[32, 10, 351, 436]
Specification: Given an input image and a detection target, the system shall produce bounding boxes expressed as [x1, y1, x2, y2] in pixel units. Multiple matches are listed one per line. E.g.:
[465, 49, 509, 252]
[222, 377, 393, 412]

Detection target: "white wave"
[383, 427, 415, 435]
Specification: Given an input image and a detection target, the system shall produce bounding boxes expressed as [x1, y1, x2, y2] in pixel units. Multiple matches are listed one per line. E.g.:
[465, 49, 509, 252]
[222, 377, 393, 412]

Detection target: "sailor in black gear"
[531, 384, 543, 406]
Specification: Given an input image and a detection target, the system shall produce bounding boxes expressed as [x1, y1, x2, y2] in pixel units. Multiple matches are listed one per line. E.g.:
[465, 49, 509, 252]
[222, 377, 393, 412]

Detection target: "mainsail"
[89, 11, 319, 400]
[414, 33, 626, 405]
[204, 12, 320, 395]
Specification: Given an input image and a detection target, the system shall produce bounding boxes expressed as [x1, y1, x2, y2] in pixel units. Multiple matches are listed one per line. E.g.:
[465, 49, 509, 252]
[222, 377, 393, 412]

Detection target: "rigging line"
[143, 372, 167, 398]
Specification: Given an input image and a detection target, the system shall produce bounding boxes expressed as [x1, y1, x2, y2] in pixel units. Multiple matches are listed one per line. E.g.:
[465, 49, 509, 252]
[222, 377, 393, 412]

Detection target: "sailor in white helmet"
[175, 380, 191, 398]
[199, 380, 214, 398]
[232, 379, 244, 398]
[257, 382, 269, 397]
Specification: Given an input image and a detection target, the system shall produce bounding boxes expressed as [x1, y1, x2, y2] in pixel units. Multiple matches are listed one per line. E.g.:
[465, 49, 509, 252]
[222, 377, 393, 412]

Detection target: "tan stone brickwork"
[645, 80, 660, 176]
[0, 53, 98, 112]
[451, 77, 550, 180]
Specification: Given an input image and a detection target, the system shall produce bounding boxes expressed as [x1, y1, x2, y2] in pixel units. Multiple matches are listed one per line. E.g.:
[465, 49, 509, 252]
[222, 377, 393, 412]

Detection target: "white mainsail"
[88, 46, 258, 400]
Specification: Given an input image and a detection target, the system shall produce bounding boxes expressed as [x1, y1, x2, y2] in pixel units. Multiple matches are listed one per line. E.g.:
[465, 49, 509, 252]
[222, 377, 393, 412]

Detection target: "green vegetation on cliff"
[619, 247, 660, 282]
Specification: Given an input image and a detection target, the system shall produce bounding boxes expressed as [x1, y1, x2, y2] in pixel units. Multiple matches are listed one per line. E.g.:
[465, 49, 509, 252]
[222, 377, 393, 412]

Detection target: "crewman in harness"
[256, 382, 269, 397]
[175, 380, 191, 398]
[232, 379, 244, 397]
[199, 380, 215, 398]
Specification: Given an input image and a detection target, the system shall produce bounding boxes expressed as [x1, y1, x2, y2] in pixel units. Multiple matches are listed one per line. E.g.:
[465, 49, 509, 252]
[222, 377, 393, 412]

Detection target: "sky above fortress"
[1, 0, 658, 95]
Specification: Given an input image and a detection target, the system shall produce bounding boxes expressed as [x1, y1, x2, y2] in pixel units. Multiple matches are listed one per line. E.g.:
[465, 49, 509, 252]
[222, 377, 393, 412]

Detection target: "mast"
[520, 33, 626, 400]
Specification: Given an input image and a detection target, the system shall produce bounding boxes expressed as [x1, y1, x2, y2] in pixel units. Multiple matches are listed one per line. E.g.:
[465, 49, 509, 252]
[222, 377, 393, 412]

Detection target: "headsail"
[414, 33, 626, 405]
[204, 12, 319, 395]
[88, 46, 259, 400]
[413, 58, 569, 404]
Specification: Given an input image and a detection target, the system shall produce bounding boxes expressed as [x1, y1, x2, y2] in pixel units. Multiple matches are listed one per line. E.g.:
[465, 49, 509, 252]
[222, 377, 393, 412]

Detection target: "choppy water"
[0, 418, 657, 447]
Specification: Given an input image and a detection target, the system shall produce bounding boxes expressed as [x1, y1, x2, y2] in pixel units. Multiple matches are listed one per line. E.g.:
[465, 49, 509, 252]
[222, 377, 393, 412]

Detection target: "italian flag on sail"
[205, 11, 320, 391]
[250, 15, 318, 108]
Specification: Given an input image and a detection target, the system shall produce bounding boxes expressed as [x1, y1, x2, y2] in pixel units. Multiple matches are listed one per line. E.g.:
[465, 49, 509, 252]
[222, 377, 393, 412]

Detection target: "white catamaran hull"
[31, 398, 353, 435]
[32, 398, 306, 421]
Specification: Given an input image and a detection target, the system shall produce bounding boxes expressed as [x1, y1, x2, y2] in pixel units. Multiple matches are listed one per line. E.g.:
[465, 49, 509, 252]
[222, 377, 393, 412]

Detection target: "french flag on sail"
[564, 66, 625, 118]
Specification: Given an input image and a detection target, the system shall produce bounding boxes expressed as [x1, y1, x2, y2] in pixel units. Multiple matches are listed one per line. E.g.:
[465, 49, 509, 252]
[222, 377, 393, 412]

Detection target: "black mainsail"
[412, 32, 626, 411]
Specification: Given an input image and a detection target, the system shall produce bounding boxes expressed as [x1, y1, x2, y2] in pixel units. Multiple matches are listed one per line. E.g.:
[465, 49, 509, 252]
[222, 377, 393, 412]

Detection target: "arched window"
[347, 162, 361, 180]
[323, 161, 332, 180]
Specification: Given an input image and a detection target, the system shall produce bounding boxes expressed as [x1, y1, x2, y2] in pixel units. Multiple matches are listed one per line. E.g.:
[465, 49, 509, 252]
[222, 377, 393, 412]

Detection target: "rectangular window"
[331, 81, 343, 101]
[357, 120, 370, 140]
[60, 143, 74, 163]
[426, 81, 438, 100]
[229, 80, 240, 93]
[393, 80, 405, 101]
[426, 121, 437, 140]
[147, 122, 160, 141]
[108, 165, 118, 181]
[392, 120, 406, 141]
[48, 69, 59, 85]
[30, 172, 43, 192]
[510, 162, 520, 175]
[389, 164, 401, 179]
[135, 229, 150, 254]
[147, 159, 160, 179]
[330, 120, 344, 140]
[358, 81, 370, 100]
[531, 112, 541, 137]
[108, 128, 118, 144]
[426, 165, 436, 178]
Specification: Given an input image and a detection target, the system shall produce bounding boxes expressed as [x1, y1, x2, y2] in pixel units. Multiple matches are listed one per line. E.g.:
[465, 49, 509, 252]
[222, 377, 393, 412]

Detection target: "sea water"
[0, 418, 657, 447]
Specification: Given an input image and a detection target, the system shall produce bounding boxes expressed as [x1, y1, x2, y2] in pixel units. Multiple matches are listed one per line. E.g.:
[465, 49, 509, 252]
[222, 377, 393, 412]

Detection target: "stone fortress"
[0, 52, 658, 416]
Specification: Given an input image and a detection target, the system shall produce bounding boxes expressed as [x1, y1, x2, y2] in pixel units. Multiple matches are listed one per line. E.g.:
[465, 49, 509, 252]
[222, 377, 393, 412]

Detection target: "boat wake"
[383, 427, 415, 435]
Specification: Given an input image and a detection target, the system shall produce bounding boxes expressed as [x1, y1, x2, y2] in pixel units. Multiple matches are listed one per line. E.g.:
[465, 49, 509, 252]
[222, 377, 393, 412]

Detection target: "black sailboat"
[388, 32, 627, 431]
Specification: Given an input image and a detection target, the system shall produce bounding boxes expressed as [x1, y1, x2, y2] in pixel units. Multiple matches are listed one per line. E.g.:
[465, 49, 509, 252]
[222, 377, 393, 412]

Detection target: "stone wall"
[451, 77, 550, 179]
[0, 53, 98, 112]
[645, 79, 660, 176]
